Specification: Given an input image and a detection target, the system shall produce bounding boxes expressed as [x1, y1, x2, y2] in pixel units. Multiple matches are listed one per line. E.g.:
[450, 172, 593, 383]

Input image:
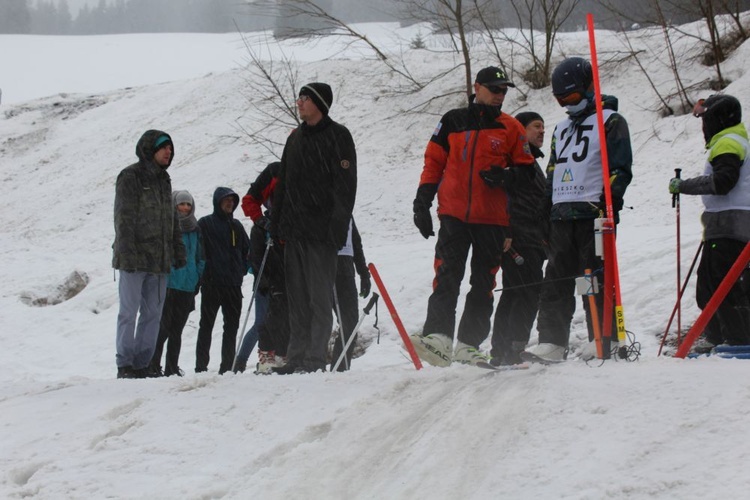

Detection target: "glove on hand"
[256, 215, 272, 231]
[669, 178, 682, 194]
[360, 273, 372, 298]
[413, 210, 434, 239]
[599, 193, 624, 212]
[479, 166, 509, 188]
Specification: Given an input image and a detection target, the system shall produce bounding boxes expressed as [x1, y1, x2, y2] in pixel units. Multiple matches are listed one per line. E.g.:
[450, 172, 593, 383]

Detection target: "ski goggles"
[482, 84, 509, 95]
[555, 91, 584, 106]
[693, 99, 707, 117]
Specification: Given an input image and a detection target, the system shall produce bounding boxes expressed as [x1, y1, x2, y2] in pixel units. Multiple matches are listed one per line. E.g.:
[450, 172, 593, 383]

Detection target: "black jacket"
[508, 144, 549, 249]
[272, 116, 357, 249]
[197, 187, 251, 287]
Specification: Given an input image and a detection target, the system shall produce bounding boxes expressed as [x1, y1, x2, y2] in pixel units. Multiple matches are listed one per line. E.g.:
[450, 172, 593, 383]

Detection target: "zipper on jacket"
[464, 129, 481, 222]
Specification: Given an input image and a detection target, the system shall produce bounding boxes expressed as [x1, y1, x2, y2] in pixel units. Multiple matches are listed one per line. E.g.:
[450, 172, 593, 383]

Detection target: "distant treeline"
[2, 0, 748, 36]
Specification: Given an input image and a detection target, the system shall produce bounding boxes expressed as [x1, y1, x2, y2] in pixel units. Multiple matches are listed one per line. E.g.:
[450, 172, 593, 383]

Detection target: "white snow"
[2, 19, 750, 499]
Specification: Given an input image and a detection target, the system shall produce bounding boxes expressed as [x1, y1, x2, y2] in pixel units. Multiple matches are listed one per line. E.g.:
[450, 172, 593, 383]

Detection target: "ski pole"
[658, 241, 703, 356]
[331, 283, 350, 371]
[232, 237, 272, 373]
[332, 293, 380, 372]
[673, 168, 682, 343]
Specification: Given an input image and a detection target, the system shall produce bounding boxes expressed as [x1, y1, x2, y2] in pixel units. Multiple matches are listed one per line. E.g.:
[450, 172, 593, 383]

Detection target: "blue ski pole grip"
[364, 293, 379, 314]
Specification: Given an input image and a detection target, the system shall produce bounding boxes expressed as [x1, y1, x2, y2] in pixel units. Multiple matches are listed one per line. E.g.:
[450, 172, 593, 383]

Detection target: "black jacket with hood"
[197, 187, 251, 287]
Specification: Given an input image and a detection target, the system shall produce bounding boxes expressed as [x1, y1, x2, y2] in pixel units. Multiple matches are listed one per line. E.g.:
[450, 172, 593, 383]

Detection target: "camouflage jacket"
[112, 130, 185, 274]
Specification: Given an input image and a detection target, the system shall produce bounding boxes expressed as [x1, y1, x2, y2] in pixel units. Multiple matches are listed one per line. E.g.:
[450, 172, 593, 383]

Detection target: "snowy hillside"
[2, 20, 750, 499]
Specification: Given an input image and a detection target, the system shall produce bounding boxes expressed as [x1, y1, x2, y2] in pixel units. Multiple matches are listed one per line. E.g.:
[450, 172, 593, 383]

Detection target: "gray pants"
[285, 240, 338, 372]
[116, 270, 167, 369]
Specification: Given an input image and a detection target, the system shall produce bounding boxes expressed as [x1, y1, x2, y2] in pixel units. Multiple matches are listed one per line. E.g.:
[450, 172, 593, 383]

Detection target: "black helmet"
[551, 57, 593, 96]
[700, 94, 742, 142]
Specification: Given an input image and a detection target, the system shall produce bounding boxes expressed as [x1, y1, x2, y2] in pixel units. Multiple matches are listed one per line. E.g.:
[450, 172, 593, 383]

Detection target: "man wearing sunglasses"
[523, 57, 633, 364]
[410, 66, 535, 367]
[668, 94, 750, 349]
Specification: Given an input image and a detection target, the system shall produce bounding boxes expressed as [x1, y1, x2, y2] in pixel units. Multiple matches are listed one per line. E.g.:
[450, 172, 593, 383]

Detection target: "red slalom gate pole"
[674, 241, 750, 358]
[368, 263, 423, 370]
[588, 13, 627, 347]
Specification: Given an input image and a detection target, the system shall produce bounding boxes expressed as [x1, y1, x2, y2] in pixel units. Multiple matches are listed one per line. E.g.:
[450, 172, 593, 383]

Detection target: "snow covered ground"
[2, 19, 750, 499]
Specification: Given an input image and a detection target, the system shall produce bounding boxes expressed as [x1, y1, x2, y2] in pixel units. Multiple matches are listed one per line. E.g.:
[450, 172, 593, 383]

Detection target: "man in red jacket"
[411, 67, 535, 367]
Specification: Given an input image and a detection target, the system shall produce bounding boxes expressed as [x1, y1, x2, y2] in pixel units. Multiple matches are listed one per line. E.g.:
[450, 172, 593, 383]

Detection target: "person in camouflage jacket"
[113, 129, 186, 379]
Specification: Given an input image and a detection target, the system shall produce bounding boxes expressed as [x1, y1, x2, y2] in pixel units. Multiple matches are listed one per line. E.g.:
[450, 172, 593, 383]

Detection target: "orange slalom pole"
[588, 13, 626, 343]
[368, 263, 423, 370]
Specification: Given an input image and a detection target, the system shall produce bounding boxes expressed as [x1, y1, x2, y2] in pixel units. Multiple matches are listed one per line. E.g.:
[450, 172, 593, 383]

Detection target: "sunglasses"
[482, 84, 509, 95]
[555, 91, 584, 106]
[693, 98, 707, 117]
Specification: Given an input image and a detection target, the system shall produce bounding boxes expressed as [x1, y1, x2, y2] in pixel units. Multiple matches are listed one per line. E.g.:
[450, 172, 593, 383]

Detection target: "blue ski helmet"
[551, 57, 593, 96]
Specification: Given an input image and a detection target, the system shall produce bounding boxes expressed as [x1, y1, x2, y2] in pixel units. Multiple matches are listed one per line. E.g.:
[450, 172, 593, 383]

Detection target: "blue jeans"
[116, 271, 167, 370]
[235, 290, 269, 364]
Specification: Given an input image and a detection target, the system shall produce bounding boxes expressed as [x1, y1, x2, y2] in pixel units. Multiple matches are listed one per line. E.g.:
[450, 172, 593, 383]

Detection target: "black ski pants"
[195, 285, 242, 374]
[258, 243, 290, 357]
[491, 244, 546, 359]
[423, 215, 505, 348]
[151, 288, 194, 375]
[536, 219, 607, 348]
[696, 238, 750, 345]
[332, 255, 360, 371]
[284, 239, 338, 372]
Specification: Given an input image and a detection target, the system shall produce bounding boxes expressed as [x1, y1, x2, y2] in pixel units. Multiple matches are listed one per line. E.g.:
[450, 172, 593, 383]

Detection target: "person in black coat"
[271, 82, 357, 374]
[195, 187, 251, 374]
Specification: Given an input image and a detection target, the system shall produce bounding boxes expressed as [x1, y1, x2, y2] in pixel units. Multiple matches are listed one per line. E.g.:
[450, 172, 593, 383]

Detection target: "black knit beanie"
[514, 111, 544, 128]
[299, 82, 333, 116]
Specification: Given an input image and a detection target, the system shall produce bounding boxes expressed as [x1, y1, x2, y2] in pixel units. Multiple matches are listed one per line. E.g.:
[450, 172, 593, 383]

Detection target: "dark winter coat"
[197, 187, 251, 287]
[271, 115, 357, 249]
[241, 161, 280, 222]
[508, 144, 549, 249]
[112, 129, 185, 274]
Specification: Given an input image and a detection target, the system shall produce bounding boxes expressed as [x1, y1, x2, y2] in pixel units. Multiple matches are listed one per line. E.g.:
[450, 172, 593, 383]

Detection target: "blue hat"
[154, 134, 172, 151]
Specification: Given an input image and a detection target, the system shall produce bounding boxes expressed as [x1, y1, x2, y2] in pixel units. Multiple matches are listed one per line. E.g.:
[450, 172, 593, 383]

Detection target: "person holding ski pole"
[235, 161, 290, 374]
[331, 218, 371, 372]
[270, 82, 357, 374]
[149, 190, 205, 377]
[489, 111, 549, 366]
[195, 187, 251, 374]
[523, 57, 633, 363]
[410, 66, 535, 367]
[113, 130, 186, 379]
[668, 94, 750, 349]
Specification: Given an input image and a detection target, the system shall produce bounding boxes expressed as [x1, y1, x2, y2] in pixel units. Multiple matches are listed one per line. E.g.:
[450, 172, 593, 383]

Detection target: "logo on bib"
[561, 168, 574, 183]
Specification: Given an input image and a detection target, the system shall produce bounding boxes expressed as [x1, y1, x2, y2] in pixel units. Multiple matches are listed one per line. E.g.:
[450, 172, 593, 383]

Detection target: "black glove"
[479, 166, 509, 188]
[600, 193, 624, 212]
[174, 257, 187, 269]
[255, 215, 272, 231]
[413, 210, 434, 239]
[360, 273, 372, 298]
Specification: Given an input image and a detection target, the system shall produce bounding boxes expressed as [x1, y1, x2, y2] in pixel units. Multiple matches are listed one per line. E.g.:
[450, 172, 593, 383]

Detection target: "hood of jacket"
[135, 129, 174, 168]
[212, 186, 240, 217]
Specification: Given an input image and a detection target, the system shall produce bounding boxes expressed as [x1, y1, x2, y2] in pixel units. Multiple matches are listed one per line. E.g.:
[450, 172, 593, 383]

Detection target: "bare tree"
[498, 0, 580, 89]
[246, 0, 425, 91]
[233, 27, 302, 159]
[402, 0, 496, 99]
